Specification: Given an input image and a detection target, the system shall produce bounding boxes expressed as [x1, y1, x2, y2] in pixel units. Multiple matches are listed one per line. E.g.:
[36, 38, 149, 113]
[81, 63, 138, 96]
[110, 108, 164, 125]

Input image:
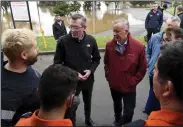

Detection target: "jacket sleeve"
[148, 40, 161, 76]
[159, 12, 163, 28]
[52, 24, 57, 40]
[145, 12, 150, 29]
[146, 37, 153, 67]
[104, 43, 109, 79]
[131, 46, 147, 87]
[53, 38, 65, 64]
[89, 38, 101, 74]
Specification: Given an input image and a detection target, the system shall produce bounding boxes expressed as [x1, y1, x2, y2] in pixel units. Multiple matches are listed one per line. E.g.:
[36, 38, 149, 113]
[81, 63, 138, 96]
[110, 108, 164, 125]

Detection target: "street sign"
[10, 1, 33, 30]
[10, 2, 29, 21]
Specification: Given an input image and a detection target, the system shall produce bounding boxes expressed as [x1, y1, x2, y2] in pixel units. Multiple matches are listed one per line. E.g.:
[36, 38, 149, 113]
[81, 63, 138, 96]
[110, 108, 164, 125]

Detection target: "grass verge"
[37, 36, 145, 51]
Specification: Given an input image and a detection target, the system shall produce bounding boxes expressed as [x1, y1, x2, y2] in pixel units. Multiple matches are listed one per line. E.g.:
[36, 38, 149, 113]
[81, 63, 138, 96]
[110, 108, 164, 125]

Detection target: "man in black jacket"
[52, 14, 67, 42]
[145, 3, 163, 42]
[177, 5, 183, 29]
[54, 13, 101, 126]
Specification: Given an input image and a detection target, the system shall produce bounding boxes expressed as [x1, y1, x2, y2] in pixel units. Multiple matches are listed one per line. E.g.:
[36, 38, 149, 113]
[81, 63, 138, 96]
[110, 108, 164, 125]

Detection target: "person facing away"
[124, 40, 183, 127]
[144, 16, 181, 115]
[15, 64, 78, 126]
[145, 3, 163, 42]
[104, 18, 147, 126]
[145, 41, 183, 126]
[52, 14, 67, 42]
[1, 29, 40, 126]
[54, 13, 101, 126]
[177, 5, 183, 29]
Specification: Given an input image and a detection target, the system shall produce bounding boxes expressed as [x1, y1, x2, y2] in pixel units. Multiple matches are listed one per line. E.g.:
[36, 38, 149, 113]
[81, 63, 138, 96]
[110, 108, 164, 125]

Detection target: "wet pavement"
[33, 53, 149, 126]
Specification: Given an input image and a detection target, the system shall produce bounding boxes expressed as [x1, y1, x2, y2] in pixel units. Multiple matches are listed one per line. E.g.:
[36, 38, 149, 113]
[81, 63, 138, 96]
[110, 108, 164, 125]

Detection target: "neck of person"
[153, 10, 157, 13]
[161, 98, 183, 113]
[118, 39, 127, 45]
[5, 60, 28, 73]
[37, 106, 66, 120]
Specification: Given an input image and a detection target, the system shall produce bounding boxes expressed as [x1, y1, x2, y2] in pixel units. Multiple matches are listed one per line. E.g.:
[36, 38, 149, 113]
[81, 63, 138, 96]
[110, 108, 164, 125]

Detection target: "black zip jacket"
[145, 10, 163, 29]
[54, 32, 101, 75]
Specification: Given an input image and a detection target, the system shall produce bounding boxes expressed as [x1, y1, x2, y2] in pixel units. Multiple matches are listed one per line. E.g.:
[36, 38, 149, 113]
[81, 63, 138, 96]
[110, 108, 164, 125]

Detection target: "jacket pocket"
[123, 55, 138, 74]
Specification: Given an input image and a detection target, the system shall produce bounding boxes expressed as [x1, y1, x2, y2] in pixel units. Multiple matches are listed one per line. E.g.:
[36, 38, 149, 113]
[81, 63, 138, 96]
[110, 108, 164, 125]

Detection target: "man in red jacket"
[104, 19, 147, 126]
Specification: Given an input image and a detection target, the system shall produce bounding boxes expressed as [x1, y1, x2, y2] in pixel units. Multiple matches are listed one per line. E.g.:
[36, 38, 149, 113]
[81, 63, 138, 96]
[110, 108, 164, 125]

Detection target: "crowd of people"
[1, 3, 183, 127]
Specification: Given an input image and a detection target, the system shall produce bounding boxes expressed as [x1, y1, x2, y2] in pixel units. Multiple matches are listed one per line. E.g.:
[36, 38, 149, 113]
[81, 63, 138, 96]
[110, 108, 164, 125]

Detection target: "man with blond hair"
[1, 29, 40, 126]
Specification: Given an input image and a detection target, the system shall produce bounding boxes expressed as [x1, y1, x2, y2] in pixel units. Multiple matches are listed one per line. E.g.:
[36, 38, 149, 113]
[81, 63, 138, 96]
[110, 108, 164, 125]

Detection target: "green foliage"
[38, 1, 57, 6]
[53, 1, 81, 16]
[1, 1, 10, 13]
[83, 1, 92, 11]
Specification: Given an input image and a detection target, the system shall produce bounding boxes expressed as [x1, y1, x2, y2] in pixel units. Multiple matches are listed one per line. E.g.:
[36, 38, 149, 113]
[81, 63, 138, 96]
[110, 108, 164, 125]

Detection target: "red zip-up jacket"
[104, 34, 147, 93]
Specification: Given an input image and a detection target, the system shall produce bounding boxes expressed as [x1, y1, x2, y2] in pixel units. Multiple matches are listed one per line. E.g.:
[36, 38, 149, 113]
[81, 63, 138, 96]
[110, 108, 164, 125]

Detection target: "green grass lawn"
[37, 36, 145, 51]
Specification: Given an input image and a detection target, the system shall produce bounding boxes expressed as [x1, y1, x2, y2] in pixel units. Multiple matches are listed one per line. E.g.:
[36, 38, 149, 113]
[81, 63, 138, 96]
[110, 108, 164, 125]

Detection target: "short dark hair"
[165, 27, 183, 40]
[71, 13, 86, 26]
[158, 41, 183, 101]
[39, 64, 78, 111]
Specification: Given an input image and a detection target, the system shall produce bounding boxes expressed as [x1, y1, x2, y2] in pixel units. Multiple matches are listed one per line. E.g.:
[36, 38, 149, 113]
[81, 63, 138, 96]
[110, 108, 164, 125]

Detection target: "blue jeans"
[144, 76, 160, 115]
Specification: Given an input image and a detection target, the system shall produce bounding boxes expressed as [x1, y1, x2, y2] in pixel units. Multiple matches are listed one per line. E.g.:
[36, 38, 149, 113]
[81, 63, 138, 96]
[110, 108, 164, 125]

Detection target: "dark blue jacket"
[145, 10, 163, 29]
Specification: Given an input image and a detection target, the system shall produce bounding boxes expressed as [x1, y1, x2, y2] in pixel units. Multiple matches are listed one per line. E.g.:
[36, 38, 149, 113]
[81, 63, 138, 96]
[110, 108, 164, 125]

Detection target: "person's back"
[124, 40, 183, 127]
[145, 41, 183, 126]
[16, 64, 78, 126]
[1, 29, 40, 126]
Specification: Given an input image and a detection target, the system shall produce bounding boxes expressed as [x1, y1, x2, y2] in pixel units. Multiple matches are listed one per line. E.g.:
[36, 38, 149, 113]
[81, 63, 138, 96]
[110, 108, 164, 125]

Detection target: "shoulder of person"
[57, 34, 70, 43]
[86, 34, 96, 41]
[157, 10, 163, 15]
[85, 34, 98, 46]
[28, 67, 41, 78]
[151, 31, 163, 41]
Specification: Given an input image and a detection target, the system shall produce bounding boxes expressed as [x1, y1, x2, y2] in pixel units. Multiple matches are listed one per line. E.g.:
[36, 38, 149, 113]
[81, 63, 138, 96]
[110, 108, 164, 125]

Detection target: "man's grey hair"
[71, 13, 86, 26]
[113, 19, 129, 30]
[177, 5, 183, 12]
[169, 16, 181, 23]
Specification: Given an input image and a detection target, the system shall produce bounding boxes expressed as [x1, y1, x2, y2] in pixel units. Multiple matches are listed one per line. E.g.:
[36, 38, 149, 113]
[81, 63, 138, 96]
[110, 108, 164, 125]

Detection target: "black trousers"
[65, 77, 94, 126]
[110, 88, 136, 125]
[146, 28, 160, 42]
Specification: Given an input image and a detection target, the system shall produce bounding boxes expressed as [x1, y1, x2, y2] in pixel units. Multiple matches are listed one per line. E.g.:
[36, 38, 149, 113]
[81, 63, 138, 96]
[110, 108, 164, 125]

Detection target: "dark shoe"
[113, 121, 122, 127]
[85, 118, 96, 126]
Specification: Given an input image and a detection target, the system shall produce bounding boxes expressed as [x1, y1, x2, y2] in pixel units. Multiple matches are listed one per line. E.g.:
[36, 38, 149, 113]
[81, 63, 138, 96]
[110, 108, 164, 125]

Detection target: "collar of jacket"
[69, 31, 86, 42]
[112, 33, 132, 54]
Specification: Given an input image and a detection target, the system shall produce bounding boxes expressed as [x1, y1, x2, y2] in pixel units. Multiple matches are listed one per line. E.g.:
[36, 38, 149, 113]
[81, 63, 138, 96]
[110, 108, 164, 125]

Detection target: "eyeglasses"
[69, 26, 83, 31]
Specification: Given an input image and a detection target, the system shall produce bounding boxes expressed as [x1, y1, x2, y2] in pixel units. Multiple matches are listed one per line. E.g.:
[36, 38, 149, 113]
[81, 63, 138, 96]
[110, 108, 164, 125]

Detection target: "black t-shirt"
[1, 61, 40, 126]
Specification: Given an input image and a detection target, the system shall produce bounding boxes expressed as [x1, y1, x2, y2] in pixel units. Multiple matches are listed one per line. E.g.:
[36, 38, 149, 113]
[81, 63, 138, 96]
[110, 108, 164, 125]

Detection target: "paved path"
[33, 53, 149, 126]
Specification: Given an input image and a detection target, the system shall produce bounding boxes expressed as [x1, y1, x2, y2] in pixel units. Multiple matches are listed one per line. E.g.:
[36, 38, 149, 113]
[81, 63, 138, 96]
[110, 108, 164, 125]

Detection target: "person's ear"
[162, 80, 173, 98]
[21, 50, 28, 60]
[83, 24, 87, 29]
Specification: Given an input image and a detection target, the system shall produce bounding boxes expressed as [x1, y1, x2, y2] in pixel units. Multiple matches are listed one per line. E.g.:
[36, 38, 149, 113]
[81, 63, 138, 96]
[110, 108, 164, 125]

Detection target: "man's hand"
[78, 73, 87, 81]
[82, 70, 91, 79]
